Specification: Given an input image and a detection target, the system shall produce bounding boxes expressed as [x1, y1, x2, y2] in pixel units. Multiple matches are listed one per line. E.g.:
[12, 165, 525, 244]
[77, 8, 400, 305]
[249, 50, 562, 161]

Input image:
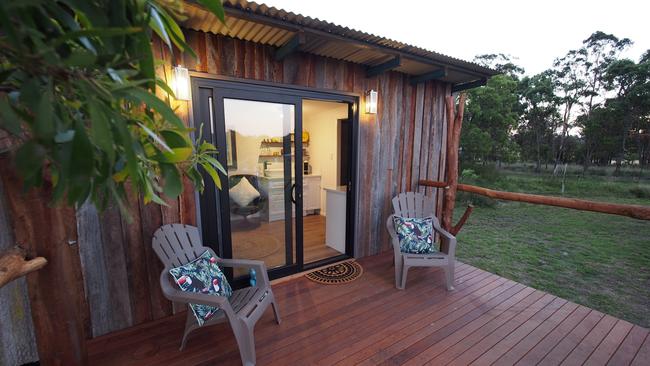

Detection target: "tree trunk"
[535, 129, 542, 173]
[0, 154, 89, 366]
[441, 94, 466, 253]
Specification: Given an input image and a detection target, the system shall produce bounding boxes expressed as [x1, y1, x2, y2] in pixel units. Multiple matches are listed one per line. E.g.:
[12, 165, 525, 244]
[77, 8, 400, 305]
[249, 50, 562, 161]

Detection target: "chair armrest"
[159, 269, 234, 315]
[217, 258, 270, 287]
[217, 258, 265, 269]
[433, 226, 457, 258]
[386, 215, 402, 258]
[434, 226, 455, 242]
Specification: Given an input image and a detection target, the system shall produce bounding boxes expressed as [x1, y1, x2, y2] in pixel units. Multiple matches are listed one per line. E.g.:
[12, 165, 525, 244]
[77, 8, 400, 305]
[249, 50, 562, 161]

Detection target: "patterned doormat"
[305, 261, 363, 285]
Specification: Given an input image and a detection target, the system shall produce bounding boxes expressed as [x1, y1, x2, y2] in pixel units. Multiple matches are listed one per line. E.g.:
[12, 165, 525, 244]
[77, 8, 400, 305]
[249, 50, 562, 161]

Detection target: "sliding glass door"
[194, 84, 303, 279]
[193, 77, 358, 282]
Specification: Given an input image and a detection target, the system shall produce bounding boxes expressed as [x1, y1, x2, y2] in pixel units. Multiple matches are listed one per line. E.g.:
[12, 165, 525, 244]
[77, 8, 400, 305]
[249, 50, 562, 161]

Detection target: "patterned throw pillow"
[392, 216, 437, 254]
[169, 250, 233, 326]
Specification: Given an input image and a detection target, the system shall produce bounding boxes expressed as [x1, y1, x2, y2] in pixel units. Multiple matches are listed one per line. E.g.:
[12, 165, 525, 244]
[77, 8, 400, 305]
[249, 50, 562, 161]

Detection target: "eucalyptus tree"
[600, 52, 650, 174]
[518, 71, 560, 171]
[0, 0, 225, 214]
[462, 74, 521, 165]
[555, 32, 632, 172]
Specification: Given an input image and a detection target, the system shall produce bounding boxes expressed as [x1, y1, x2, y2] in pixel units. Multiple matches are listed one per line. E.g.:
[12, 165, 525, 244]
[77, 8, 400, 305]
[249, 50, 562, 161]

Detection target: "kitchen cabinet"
[259, 175, 321, 222]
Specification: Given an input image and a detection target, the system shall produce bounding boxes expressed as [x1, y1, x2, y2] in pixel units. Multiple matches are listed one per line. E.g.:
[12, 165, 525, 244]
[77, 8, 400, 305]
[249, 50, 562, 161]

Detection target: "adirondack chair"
[386, 192, 457, 290]
[152, 224, 280, 366]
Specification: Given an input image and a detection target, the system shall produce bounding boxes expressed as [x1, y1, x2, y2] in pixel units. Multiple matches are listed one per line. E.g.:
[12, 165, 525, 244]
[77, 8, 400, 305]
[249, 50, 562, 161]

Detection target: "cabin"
[2, 1, 648, 366]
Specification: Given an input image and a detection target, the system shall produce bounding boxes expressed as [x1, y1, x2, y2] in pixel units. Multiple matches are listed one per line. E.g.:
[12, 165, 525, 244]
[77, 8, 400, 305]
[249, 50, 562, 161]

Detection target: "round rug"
[305, 261, 363, 285]
[232, 234, 282, 260]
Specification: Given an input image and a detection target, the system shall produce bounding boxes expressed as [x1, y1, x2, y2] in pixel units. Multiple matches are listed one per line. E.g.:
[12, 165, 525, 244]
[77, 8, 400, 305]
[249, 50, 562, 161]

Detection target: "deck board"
[86, 252, 648, 366]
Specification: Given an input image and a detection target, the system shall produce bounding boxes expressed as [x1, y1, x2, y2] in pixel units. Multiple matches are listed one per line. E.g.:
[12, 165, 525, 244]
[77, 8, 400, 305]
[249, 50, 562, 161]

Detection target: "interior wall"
[303, 100, 348, 214]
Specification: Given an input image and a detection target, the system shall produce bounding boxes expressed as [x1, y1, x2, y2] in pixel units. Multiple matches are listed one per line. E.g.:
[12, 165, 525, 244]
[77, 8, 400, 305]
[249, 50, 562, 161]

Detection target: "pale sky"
[264, 0, 649, 75]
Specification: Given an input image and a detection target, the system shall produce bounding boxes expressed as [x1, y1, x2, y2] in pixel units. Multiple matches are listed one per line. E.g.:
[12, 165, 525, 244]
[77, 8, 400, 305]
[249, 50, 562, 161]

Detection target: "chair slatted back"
[391, 192, 435, 219]
[152, 224, 210, 268]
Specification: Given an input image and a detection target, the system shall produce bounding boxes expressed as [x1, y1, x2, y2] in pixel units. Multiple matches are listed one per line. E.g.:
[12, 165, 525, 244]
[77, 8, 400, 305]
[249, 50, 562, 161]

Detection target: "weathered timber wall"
[0, 179, 39, 366]
[2, 29, 450, 348]
[179, 30, 450, 257]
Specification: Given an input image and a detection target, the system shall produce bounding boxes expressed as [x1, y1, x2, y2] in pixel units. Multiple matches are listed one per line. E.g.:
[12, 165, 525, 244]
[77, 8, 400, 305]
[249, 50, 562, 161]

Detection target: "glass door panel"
[222, 98, 297, 275]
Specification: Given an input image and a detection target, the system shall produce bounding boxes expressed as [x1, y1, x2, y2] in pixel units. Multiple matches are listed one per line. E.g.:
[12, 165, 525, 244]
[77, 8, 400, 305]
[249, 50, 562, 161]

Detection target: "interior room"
[225, 99, 350, 273]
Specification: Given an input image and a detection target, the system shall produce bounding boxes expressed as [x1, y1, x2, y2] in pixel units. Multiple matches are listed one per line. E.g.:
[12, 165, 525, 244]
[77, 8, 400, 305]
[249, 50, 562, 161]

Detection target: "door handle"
[291, 183, 296, 204]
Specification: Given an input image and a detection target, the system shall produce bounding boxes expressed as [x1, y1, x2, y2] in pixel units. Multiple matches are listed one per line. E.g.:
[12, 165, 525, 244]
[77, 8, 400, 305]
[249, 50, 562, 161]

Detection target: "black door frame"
[191, 76, 360, 281]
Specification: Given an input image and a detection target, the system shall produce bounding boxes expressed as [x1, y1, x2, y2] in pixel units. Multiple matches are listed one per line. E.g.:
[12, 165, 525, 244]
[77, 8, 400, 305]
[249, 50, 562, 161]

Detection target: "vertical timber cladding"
[71, 30, 451, 339]
[182, 30, 451, 257]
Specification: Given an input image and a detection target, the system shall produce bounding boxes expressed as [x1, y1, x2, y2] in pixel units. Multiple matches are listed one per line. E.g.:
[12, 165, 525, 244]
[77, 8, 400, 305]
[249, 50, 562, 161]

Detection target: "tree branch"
[0, 246, 47, 288]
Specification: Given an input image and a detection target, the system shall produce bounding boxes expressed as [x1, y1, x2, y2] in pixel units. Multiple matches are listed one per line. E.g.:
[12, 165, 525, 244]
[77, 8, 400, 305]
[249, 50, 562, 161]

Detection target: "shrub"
[630, 186, 650, 198]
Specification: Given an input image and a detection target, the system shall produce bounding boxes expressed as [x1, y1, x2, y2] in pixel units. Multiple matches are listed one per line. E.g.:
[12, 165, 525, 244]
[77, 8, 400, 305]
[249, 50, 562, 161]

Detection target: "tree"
[555, 31, 632, 172]
[462, 57, 521, 166]
[0, 0, 226, 215]
[473, 53, 525, 80]
[518, 72, 559, 171]
[600, 52, 650, 174]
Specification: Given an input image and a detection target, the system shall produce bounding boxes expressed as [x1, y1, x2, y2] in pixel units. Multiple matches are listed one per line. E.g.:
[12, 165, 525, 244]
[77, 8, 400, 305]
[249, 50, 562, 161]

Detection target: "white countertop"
[324, 186, 347, 194]
[257, 174, 321, 180]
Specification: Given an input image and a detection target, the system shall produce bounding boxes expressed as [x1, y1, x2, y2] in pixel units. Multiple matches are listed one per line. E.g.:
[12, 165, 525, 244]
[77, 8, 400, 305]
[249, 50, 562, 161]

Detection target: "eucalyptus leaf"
[161, 163, 182, 198]
[0, 0, 227, 215]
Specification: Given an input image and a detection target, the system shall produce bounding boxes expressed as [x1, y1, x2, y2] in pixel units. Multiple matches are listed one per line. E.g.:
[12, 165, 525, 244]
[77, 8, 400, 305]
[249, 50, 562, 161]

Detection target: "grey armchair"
[152, 224, 280, 366]
[386, 192, 457, 291]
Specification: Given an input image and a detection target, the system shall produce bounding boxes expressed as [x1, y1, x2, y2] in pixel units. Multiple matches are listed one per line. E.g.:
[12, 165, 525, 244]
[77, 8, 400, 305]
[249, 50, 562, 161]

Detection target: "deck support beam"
[410, 68, 447, 85]
[274, 32, 305, 61]
[366, 56, 401, 78]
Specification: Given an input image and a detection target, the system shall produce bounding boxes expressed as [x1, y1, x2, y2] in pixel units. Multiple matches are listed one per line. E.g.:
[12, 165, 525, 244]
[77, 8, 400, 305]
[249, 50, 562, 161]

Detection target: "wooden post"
[0, 155, 89, 365]
[440, 93, 466, 252]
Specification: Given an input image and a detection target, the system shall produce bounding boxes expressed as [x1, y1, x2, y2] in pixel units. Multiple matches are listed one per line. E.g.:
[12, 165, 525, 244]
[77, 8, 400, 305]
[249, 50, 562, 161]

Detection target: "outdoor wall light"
[365, 89, 378, 114]
[173, 65, 191, 101]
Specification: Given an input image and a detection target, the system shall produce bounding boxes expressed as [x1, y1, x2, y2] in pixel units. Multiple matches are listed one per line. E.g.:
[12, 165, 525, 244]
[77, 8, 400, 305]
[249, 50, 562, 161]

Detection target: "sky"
[263, 0, 649, 75]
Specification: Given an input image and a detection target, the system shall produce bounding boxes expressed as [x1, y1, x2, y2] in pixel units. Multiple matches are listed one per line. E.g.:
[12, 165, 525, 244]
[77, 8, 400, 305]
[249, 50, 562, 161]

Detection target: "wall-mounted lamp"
[365, 89, 378, 114]
[172, 65, 191, 101]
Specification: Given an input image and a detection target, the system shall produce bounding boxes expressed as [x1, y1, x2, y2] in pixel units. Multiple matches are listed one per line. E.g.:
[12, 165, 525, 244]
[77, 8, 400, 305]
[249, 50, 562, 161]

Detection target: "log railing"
[420, 179, 650, 221]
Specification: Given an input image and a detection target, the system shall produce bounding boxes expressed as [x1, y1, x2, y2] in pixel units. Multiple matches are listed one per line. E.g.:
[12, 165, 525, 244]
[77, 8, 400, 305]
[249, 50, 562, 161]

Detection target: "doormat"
[305, 261, 363, 285]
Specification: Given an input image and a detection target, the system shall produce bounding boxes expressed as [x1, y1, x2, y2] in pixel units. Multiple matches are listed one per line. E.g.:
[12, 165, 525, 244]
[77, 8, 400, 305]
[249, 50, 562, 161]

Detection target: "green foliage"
[0, 0, 226, 213]
[467, 32, 649, 175]
[462, 73, 521, 162]
[630, 186, 650, 199]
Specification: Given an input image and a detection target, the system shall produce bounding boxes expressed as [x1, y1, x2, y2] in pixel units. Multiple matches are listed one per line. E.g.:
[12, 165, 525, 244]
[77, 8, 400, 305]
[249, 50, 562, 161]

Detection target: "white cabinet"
[303, 175, 321, 212]
[325, 186, 347, 253]
[260, 175, 321, 222]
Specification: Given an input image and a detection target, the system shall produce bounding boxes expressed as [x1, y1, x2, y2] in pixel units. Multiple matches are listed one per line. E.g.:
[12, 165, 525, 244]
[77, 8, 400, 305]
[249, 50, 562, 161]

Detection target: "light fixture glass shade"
[365, 89, 378, 114]
[172, 65, 191, 101]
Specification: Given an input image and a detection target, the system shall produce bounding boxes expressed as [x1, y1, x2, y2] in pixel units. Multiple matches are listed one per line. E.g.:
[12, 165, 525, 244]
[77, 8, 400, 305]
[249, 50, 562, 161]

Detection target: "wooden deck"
[87, 252, 649, 365]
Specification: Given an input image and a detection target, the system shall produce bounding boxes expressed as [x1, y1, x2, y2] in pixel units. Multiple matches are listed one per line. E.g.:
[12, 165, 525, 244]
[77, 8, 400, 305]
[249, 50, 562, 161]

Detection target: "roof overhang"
[182, 1, 499, 87]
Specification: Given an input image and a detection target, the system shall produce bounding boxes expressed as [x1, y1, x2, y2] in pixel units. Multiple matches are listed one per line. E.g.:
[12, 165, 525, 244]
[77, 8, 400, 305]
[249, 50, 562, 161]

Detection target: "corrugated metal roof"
[182, 0, 498, 84]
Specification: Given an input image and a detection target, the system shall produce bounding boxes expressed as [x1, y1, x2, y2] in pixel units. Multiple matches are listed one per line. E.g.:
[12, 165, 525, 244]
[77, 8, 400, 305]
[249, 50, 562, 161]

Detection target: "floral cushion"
[392, 216, 437, 254]
[169, 250, 233, 326]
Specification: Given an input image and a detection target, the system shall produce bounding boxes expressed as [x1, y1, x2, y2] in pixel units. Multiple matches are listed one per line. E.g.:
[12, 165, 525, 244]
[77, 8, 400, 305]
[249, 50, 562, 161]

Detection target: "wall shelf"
[261, 141, 309, 147]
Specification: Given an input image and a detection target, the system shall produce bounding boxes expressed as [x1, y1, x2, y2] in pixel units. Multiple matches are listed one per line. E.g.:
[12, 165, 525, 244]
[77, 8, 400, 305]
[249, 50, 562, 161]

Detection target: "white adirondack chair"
[386, 192, 457, 290]
[152, 224, 280, 366]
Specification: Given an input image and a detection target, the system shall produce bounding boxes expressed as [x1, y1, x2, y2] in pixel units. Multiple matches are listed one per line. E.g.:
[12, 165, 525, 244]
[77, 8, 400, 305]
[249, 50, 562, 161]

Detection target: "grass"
[453, 166, 650, 327]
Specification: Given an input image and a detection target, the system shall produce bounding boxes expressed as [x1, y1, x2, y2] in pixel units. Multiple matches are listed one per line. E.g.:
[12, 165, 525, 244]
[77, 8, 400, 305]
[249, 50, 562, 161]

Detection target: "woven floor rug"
[305, 261, 363, 285]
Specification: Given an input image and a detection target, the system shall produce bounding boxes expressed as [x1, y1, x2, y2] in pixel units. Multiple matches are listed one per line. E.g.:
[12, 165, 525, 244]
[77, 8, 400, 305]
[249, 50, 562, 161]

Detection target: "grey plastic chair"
[386, 192, 457, 291]
[152, 224, 280, 366]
